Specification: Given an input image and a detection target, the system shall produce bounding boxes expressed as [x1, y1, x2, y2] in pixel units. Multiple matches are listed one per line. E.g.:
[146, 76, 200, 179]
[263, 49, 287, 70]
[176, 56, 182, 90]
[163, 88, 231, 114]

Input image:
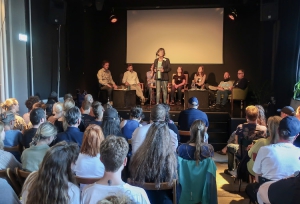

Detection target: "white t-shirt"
[81, 183, 150, 204]
[74, 153, 105, 178]
[131, 123, 178, 154]
[253, 143, 300, 180]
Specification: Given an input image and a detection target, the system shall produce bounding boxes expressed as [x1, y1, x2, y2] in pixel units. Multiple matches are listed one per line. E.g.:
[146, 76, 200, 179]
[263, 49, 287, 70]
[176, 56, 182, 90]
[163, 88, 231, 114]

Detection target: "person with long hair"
[21, 122, 57, 172]
[101, 107, 122, 137]
[247, 116, 282, 176]
[74, 124, 105, 181]
[170, 66, 186, 105]
[153, 48, 171, 104]
[177, 120, 214, 164]
[255, 105, 267, 127]
[90, 101, 104, 126]
[120, 107, 143, 140]
[130, 122, 179, 204]
[194, 66, 206, 89]
[21, 141, 80, 204]
[97, 195, 134, 204]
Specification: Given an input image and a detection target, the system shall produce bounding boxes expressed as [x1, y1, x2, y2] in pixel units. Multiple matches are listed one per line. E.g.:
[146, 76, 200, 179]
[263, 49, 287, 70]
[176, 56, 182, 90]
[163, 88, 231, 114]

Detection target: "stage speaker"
[260, 0, 278, 21]
[49, 0, 67, 25]
[95, 0, 104, 11]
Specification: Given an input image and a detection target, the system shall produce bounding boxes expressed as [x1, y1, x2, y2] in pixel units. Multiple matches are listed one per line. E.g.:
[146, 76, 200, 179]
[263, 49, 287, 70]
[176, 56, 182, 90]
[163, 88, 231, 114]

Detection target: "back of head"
[81, 100, 91, 111]
[30, 108, 46, 126]
[150, 104, 166, 122]
[97, 195, 134, 204]
[130, 122, 177, 187]
[81, 124, 105, 156]
[189, 120, 207, 165]
[63, 98, 75, 111]
[25, 141, 79, 204]
[161, 103, 170, 122]
[101, 107, 120, 137]
[0, 111, 15, 126]
[100, 135, 128, 172]
[25, 96, 40, 111]
[53, 102, 63, 115]
[188, 97, 199, 108]
[32, 102, 47, 111]
[130, 106, 143, 119]
[65, 106, 81, 126]
[30, 122, 57, 146]
[245, 105, 258, 122]
[1, 99, 14, 111]
[278, 116, 300, 141]
[255, 105, 266, 126]
[267, 116, 282, 144]
[64, 93, 73, 101]
[85, 94, 93, 103]
[92, 101, 104, 119]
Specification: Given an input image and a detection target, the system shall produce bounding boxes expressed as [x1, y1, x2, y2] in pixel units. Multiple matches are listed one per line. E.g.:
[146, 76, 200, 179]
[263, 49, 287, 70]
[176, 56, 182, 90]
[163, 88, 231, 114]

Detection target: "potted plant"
[290, 80, 300, 110]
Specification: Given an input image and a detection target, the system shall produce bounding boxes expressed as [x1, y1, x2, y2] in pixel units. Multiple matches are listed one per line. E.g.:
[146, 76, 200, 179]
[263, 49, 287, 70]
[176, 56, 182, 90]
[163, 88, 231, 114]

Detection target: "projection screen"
[127, 8, 224, 64]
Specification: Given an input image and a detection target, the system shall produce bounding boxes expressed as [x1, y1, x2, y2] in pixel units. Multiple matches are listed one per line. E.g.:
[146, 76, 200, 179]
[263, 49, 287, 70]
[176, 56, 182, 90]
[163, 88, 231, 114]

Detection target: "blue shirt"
[4, 130, 23, 147]
[55, 127, 83, 147]
[89, 120, 102, 126]
[177, 143, 214, 161]
[121, 120, 140, 140]
[178, 108, 209, 131]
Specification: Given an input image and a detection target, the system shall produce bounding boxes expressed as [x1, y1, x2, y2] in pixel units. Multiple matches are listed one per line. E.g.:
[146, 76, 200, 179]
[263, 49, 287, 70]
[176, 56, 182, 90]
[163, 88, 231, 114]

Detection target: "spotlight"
[110, 8, 117, 23]
[228, 9, 237, 20]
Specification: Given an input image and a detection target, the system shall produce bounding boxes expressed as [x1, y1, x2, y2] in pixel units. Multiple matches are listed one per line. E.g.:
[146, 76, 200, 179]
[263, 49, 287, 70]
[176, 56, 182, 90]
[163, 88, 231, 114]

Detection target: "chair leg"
[241, 100, 244, 109]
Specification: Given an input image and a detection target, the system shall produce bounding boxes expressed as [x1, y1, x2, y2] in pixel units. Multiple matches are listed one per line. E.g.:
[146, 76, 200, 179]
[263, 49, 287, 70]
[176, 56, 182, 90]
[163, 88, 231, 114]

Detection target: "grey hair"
[30, 122, 58, 146]
[65, 107, 81, 126]
[0, 121, 4, 149]
[0, 111, 15, 125]
[85, 94, 93, 102]
[150, 104, 166, 122]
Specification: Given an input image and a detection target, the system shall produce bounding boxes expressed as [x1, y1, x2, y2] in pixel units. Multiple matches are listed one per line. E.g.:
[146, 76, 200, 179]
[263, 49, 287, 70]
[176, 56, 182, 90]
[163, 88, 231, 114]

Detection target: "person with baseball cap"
[245, 116, 300, 203]
[277, 106, 295, 118]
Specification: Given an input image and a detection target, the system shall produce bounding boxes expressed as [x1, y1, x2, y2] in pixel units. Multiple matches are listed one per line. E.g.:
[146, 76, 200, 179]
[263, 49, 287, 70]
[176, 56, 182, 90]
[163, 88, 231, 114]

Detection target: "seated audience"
[120, 107, 143, 140]
[23, 96, 40, 125]
[277, 105, 295, 118]
[245, 116, 300, 203]
[130, 122, 180, 204]
[0, 178, 20, 204]
[97, 195, 134, 204]
[89, 101, 104, 126]
[45, 91, 58, 118]
[2, 98, 27, 131]
[61, 98, 76, 132]
[101, 107, 123, 137]
[26, 102, 47, 129]
[0, 121, 21, 170]
[64, 93, 73, 101]
[81, 100, 95, 128]
[55, 107, 83, 147]
[194, 66, 206, 89]
[22, 141, 80, 204]
[22, 108, 45, 149]
[247, 116, 281, 176]
[21, 122, 57, 172]
[81, 135, 150, 204]
[131, 104, 178, 154]
[177, 120, 214, 162]
[170, 66, 186, 105]
[85, 94, 94, 104]
[74, 124, 105, 182]
[48, 102, 63, 124]
[162, 103, 180, 142]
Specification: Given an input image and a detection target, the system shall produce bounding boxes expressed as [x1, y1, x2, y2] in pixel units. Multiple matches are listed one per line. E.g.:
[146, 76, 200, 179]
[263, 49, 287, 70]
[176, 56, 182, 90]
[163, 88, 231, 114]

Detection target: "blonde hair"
[296, 106, 300, 118]
[53, 102, 63, 116]
[1, 99, 14, 111]
[255, 105, 266, 126]
[85, 94, 93, 103]
[81, 124, 105, 157]
[245, 105, 259, 121]
[62, 99, 75, 131]
[267, 116, 282, 144]
[97, 195, 133, 204]
[30, 122, 57, 146]
[0, 121, 4, 149]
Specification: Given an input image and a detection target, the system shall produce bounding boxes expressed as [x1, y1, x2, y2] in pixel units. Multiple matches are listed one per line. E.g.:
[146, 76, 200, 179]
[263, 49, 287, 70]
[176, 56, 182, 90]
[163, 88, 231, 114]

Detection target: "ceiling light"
[110, 8, 117, 23]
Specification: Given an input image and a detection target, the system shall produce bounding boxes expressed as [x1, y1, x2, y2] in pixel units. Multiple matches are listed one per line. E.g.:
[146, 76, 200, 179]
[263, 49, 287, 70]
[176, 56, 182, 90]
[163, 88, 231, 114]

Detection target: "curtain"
[0, 0, 8, 103]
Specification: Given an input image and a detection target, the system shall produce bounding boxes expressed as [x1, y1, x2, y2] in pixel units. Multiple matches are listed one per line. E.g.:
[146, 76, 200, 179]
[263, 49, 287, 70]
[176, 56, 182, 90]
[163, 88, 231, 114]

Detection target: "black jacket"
[153, 58, 171, 81]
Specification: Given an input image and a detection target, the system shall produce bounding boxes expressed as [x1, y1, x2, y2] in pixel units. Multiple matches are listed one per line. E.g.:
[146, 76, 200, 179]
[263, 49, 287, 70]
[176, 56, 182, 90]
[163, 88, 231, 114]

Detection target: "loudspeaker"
[95, 0, 104, 11]
[49, 0, 67, 25]
[260, 0, 278, 21]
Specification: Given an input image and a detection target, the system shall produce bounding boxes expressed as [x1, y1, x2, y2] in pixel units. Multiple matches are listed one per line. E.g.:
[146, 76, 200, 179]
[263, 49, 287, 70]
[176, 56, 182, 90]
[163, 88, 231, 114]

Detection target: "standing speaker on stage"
[153, 48, 171, 104]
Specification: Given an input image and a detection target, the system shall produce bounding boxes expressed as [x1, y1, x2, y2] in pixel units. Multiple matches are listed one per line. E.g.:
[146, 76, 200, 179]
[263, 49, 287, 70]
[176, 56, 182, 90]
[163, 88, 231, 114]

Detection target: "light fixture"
[110, 8, 117, 23]
[228, 9, 237, 20]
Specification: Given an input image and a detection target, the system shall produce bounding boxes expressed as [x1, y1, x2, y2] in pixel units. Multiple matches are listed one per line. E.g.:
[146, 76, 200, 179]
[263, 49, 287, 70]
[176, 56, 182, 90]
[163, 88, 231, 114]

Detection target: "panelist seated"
[193, 66, 206, 89]
[122, 64, 146, 104]
[170, 66, 186, 106]
[146, 64, 156, 105]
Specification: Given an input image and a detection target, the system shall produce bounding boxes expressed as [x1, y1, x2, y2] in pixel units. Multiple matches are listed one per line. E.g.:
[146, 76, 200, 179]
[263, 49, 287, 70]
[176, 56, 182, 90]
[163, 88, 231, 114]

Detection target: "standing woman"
[194, 66, 206, 89]
[154, 48, 171, 104]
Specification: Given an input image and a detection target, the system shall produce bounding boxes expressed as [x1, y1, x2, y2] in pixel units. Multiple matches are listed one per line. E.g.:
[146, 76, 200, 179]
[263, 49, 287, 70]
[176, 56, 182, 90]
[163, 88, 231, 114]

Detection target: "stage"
[116, 103, 246, 151]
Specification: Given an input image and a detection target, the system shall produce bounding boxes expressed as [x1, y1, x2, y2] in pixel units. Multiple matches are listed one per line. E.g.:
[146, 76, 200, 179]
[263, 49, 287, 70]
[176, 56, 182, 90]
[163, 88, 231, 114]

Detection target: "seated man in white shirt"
[131, 104, 178, 154]
[245, 116, 300, 203]
[81, 135, 150, 204]
[122, 64, 145, 103]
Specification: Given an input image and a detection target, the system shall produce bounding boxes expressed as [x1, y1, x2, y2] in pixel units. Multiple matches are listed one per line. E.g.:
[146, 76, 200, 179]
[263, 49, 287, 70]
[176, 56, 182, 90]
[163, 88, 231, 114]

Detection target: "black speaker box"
[95, 0, 104, 11]
[260, 0, 278, 21]
[49, 0, 67, 25]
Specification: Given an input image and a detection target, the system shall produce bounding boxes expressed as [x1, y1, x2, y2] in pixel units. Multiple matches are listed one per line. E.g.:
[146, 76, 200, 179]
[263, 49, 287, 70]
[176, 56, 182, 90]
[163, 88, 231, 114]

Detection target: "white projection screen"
[127, 8, 224, 64]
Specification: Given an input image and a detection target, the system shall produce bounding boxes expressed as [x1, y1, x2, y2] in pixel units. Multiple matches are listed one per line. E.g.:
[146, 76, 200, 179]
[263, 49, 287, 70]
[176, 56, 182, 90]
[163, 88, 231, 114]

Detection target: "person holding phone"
[153, 48, 171, 104]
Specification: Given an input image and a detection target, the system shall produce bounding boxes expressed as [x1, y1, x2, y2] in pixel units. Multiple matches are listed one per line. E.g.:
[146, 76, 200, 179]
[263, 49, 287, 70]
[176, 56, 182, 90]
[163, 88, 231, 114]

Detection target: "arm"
[197, 74, 206, 86]
[162, 58, 171, 73]
[122, 72, 127, 84]
[109, 71, 116, 85]
[135, 72, 140, 84]
[97, 69, 106, 85]
[179, 79, 186, 87]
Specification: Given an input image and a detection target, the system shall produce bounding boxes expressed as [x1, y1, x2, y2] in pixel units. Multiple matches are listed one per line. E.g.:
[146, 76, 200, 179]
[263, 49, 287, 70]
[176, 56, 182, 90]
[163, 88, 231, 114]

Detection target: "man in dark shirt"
[81, 100, 95, 128]
[232, 69, 248, 90]
[55, 106, 83, 147]
[22, 108, 45, 148]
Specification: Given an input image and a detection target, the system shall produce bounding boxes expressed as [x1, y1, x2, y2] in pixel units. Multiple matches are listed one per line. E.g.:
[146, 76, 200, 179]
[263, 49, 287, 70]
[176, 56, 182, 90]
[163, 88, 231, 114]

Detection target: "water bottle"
[191, 81, 195, 90]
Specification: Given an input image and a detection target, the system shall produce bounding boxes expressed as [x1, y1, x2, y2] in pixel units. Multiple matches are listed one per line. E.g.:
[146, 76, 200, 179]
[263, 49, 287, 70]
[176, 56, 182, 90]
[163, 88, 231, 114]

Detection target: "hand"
[174, 84, 177, 89]
[229, 86, 233, 91]
[218, 87, 224, 91]
[125, 82, 129, 86]
[113, 84, 118, 89]
[247, 144, 253, 151]
[154, 68, 157, 72]
[106, 84, 112, 88]
[160, 68, 164, 72]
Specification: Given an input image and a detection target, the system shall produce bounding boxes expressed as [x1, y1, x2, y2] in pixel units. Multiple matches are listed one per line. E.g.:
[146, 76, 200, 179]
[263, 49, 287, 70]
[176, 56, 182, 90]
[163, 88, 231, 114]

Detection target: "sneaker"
[229, 169, 237, 177]
[170, 101, 175, 106]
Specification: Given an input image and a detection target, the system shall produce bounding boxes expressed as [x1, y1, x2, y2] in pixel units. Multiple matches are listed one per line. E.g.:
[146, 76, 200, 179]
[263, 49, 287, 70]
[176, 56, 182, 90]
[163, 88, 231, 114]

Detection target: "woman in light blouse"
[194, 66, 206, 89]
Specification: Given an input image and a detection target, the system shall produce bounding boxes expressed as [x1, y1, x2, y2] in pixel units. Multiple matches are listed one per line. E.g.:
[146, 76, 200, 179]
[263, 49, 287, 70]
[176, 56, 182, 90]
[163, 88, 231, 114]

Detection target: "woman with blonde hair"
[49, 102, 64, 132]
[130, 122, 179, 203]
[21, 122, 57, 172]
[22, 141, 80, 204]
[74, 124, 105, 180]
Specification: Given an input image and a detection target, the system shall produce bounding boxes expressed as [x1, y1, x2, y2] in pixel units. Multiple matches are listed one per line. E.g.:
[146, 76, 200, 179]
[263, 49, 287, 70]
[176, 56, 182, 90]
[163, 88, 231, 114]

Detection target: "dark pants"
[170, 85, 183, 102]
[216, 90, 231, 105]
[227, 144, 239, 171]
[100, 84, 113, 100]
[245, 182, 260, 203]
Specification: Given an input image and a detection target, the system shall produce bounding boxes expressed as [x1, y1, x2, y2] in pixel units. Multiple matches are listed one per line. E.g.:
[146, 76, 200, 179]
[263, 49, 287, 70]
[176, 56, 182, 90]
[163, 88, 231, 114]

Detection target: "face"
[198, 66, 203, 73]
[177, 67, 182, 73]
[13, 103, 19, 112]
[237, 70, 244, 79]
[103, 63, 109, 70]
[128, 65, 133, 72]
[157, 50, 164, 57]
[280, 112, 288, 118]
[224, 72, 230, 80]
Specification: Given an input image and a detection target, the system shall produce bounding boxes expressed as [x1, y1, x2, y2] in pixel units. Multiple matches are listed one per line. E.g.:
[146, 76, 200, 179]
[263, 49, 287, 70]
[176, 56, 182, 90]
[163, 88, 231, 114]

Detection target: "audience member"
[277, 105, 295, 118]
[255, 105, 267, 127]
[0, 121, 21, 170]
[296, 106, 300, 120]
[97, 195, 134, 204]
[245, 116, 300, 203]
[81, 100, 95, 128]
[21, 122, 57, 172]
[170, 66, 186, 105]
[130, 122, 180, 204]
[2, 98, 27, 131]
[0, 178, 20, 204]
[74, 125, 105, 184]
[81, 135, 150, 204]
[89, 101, 104, 126]
[22, 141, 80, 204]
[131, 104, 178, 154]
[45, 91, 58, 118]
[146, 64, 156, 105]
[194, 66, 206, 89]
[64, 93, 73, 101]
[101, 107, 122, 137]
[23, 96, 40, 125]
[22, 108, 46, 149]
[177, 120, 214, 163]
[162, 103, 180, 142]
[62, 98, 76, 132]
[48, 102, 63, 124]
[85, 94, 94, 104]
[55, 107, 83, 147]
[120, 107, 143, 140]
[247, 116, 281, 176]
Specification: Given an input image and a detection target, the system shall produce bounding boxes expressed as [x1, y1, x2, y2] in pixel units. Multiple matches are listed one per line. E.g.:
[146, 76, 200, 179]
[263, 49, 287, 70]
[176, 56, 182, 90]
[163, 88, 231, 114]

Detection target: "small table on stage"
[113, 89, 136, 108]
[184, 89, 210, 109]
